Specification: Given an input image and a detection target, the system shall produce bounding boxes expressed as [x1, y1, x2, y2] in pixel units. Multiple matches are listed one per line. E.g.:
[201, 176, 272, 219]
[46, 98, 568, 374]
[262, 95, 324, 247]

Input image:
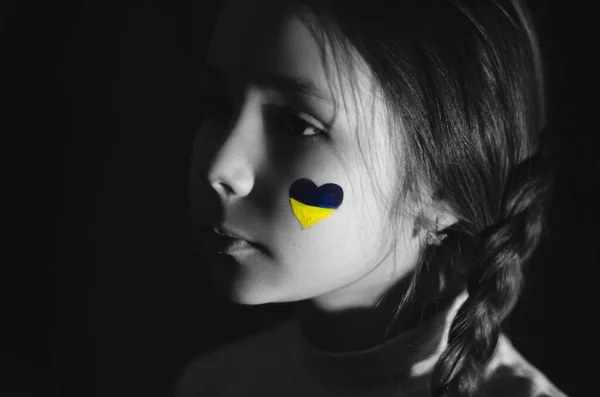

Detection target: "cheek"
[268, 141, 392, 262]
[270, 173, 386, 278]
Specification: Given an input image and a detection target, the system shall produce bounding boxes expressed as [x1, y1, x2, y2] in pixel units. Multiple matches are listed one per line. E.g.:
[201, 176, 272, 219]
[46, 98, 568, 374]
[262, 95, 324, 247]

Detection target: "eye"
[281, 113, 326, 137]
[264, 105, 328, 139]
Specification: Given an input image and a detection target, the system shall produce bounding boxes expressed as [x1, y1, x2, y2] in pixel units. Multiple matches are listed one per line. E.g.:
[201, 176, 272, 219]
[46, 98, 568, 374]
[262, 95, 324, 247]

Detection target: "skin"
[189, 0, 457, 352]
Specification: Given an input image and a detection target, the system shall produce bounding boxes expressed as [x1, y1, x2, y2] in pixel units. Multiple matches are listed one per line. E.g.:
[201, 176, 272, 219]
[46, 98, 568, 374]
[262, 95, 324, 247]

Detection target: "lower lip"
[212, 234, 257, 255]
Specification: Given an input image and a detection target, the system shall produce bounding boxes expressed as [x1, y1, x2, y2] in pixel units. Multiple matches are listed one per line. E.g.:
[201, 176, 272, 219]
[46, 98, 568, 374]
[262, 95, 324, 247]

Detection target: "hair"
[256, 0, 555, 396]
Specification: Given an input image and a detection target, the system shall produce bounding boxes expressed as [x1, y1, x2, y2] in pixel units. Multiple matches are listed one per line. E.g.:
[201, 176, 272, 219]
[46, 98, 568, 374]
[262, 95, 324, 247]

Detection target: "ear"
[428, 200, 459, 231]
[412, 199, 459, 239]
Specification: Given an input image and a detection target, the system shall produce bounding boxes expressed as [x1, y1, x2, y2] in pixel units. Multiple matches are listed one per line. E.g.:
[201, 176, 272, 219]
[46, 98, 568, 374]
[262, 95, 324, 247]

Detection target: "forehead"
[207, 2, 332, 92]
[207, 0, 392, 145]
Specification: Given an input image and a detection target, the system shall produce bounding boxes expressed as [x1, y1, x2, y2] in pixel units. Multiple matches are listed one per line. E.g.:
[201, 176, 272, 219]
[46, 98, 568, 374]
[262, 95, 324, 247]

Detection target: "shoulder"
[170, 319, 295, 397]
[481, 334, 569, 397]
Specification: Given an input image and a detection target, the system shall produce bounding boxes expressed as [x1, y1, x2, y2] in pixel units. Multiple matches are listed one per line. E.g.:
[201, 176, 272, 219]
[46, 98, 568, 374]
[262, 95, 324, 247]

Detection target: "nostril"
[215, 181, 235, 196]
[206, 156, 256, 199]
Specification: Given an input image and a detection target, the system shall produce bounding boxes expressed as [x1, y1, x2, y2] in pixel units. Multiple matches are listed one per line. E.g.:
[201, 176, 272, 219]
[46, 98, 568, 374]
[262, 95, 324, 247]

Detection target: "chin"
[225, 282, 313, 307]
[209, 265, 275, 306]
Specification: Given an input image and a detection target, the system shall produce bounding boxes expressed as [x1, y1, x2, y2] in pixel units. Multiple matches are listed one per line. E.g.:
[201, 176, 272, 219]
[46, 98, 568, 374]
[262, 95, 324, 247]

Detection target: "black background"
[2, 0, 598, 396]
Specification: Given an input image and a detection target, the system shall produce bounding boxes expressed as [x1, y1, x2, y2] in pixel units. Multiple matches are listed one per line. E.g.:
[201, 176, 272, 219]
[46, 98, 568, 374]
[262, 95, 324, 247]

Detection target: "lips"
[203, 225, 262, 255]
[212, 234, 255, 254]
[213, 226, 250, 241]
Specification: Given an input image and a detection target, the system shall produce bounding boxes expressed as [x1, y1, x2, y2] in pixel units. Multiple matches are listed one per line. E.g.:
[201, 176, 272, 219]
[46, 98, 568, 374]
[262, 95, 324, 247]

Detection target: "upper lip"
[213, 226, 253, 242]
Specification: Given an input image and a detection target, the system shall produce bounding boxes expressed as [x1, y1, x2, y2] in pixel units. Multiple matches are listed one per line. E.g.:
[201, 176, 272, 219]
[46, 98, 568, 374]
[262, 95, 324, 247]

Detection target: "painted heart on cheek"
[289, 178, 344, 229]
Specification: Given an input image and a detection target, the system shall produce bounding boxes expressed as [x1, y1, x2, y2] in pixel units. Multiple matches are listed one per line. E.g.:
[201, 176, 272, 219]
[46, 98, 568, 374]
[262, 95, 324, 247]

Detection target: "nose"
[205, 95, 264, 201]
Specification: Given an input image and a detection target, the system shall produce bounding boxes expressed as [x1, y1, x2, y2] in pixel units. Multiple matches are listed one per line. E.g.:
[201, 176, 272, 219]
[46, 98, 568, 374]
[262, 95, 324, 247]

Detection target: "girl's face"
[190, 1, 424, 311]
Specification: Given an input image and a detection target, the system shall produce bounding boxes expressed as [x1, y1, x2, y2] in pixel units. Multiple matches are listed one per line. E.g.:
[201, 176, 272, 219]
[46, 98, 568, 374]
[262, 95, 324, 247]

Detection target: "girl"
[177, 0, 567, 396]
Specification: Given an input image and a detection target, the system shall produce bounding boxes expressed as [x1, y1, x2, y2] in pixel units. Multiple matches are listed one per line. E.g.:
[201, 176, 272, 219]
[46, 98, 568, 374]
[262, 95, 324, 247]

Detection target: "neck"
[296, 300, 395, 352]
[296, 278, 466, 354]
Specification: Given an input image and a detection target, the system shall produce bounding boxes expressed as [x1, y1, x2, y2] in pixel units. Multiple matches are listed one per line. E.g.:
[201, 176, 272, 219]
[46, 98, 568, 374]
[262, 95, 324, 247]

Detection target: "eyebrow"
[200, 63, 335, 106]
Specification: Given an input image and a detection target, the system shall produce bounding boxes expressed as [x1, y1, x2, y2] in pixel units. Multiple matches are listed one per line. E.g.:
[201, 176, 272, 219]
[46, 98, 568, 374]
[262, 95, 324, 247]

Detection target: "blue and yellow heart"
[289, 178, 344, 229]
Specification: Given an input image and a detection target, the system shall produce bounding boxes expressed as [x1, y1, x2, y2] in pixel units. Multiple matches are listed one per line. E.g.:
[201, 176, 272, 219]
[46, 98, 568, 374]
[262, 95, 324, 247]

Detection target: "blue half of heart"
[289, 178, 343, 209]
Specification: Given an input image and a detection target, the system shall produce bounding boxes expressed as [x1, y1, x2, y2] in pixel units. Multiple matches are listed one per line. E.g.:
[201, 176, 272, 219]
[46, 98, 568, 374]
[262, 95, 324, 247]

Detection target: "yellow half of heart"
[290, 198, 336, 229]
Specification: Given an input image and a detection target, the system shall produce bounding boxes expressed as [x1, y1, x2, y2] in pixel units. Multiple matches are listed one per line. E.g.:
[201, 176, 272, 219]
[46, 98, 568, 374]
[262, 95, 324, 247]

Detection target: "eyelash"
[197, 76, 328, 142]
[265, 105, 328, 142]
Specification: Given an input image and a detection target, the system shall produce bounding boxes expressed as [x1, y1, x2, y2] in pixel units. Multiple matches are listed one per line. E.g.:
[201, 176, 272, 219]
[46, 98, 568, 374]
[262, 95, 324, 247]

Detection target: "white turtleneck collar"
[284, 291, 469, 394]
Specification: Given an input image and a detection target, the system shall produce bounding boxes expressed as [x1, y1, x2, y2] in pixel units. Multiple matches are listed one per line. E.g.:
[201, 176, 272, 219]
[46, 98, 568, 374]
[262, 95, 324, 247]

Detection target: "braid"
[431, 149, 556, 397]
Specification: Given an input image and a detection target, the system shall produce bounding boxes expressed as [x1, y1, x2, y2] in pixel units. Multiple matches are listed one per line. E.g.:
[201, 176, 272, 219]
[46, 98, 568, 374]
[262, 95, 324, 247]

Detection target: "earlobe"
[411, 201, 459, 240]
